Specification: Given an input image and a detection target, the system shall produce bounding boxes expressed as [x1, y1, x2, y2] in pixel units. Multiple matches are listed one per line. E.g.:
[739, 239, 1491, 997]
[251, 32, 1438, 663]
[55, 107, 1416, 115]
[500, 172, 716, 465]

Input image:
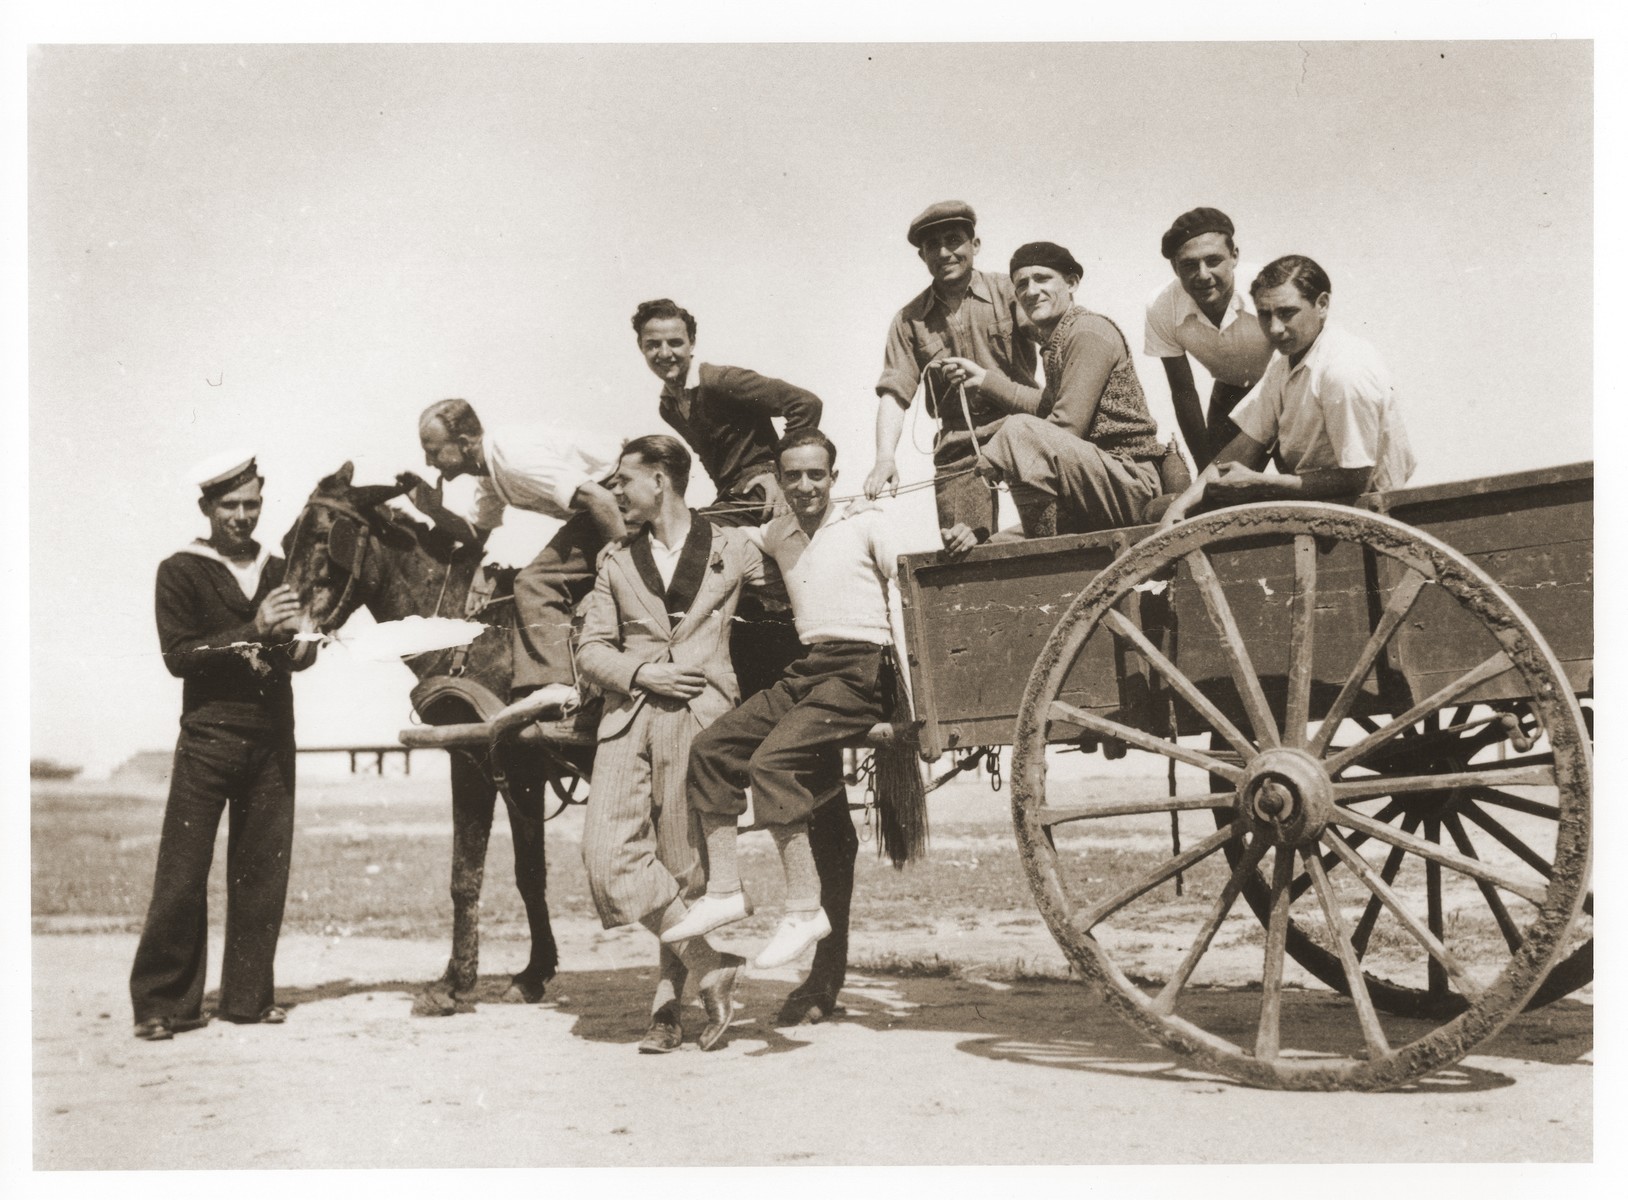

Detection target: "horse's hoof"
[412, 986, 475, 1018]
[774, 988, 844, 1027]
[499, 977, 547, 1004]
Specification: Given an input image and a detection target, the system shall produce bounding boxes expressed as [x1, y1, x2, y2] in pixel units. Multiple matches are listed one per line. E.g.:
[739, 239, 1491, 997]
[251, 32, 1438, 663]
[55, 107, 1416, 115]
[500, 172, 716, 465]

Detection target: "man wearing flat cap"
[130, 453, 310, 1040]
[864, 200, 1043, 545]
[1144, 207, 1273, 469]
[946, 241, 1165, 546]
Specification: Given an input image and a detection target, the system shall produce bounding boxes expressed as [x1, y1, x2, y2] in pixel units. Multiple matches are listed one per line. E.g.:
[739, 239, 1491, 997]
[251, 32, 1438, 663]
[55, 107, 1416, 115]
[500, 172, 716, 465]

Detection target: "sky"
[26, 39, 1594, 775]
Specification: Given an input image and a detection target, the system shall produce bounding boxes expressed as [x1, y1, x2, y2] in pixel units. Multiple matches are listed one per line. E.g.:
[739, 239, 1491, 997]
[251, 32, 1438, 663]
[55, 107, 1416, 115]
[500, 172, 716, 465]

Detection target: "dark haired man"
[398, 398, 625, 726]
[675, 429, 898, 1021]
[631, 298, 824, 528]
[947, 241, 1164, 546]
[576, 434, 770, 1052]
[1144, 207, 1274, 469]
[864, 201, 1044, 546]
[1159, 255, 1416, 527]
[130, 453, 310, 1040]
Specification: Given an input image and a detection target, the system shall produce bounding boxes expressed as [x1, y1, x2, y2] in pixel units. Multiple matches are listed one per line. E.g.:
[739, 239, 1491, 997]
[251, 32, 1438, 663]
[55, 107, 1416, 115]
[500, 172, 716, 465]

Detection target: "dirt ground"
[31, 769, 1593, 1168]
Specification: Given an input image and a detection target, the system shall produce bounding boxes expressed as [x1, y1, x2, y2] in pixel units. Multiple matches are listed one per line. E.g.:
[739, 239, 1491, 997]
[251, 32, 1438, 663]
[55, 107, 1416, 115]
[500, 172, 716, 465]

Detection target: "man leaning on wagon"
[397, 399, 626, 726]
[1159, 255, 1416, 527]
[864, 200, 1044, 546]
[130, 453, 311, 1040]
[1144, 207, 1274, 470]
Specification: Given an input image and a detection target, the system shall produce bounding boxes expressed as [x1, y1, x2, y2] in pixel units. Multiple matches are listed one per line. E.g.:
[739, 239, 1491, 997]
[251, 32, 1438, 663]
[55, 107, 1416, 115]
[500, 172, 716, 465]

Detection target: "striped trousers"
[581, 698, 706, 928]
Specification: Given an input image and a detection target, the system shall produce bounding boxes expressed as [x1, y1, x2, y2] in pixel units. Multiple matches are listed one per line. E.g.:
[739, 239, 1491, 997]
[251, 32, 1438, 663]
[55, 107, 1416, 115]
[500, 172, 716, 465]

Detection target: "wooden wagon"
[897, 462, 1592, 1090]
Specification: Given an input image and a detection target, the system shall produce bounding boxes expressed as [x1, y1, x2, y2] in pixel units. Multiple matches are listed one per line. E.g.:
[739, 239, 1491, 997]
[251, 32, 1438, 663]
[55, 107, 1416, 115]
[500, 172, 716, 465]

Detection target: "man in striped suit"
[575, 434, 777, 1053]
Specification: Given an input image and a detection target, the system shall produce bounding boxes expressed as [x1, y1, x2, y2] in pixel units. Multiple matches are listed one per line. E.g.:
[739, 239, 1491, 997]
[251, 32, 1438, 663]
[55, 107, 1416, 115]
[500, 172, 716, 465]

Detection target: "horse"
[281, 462, 589, 1014]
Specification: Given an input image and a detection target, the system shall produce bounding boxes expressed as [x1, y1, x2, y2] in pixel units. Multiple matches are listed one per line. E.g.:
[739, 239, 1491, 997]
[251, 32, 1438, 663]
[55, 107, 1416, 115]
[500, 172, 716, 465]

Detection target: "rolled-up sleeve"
[876, 307, 923, 404]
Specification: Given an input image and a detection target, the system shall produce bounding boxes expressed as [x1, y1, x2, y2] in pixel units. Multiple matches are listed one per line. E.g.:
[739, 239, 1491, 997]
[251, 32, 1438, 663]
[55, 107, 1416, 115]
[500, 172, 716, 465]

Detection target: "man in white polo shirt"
[399, 398, 626, 724]
[1144, 207, 1274, 469]
[1159, 254, 1416, 527]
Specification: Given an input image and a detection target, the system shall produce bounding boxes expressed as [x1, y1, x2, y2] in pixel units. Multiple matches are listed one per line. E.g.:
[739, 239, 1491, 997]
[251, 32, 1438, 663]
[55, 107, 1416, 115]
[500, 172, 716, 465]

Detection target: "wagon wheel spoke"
[1334, 806, 1547, 904]
[1309, 568, 1432, 756]
[1183, 548, 1281, 750]
[1457, 799, 1557, 880]
[1255, 845, 1295, 1061]
[1073, 822, 1244, 933]
[1048, 701, 1242, 782]
[1350, 813, 1422, 958]
[1102, 608, 1255, 757]
[1330, 764, 1554, 801]
[1283, 534, 1318, 747]
[1285, 798, 1405, 903]
[1152, 835, 1269, 1017]
[1469, 787, 1561, 821]
[1423, 819, 1449, 1003]
[1443, 813, 1524, 952]
[1303, 846, 1390, 1058]
[1324, 829, 1483, 1001]
[1323, 652, 1517, 776]
[1038, 791, 1234, 826]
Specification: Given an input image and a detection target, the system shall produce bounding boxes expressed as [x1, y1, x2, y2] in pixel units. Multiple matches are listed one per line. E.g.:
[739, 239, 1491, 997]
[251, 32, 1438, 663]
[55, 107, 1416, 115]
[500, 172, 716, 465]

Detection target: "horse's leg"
[415, 750, 493, 1016]
[500, 758, 557, 1003]
[777, 790, 858, 1025]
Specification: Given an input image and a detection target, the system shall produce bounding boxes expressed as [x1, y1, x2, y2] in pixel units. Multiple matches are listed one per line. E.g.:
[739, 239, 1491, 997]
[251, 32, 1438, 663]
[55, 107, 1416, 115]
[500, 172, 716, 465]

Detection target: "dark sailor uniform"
[129, 543, 302, 1026]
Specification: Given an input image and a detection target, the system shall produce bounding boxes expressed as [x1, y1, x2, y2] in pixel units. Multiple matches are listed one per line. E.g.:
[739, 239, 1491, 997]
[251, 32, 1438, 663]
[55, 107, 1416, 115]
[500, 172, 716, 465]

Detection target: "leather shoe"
[638, 1004, 683, 1054]
[754, 908, 832, 969]
[697, 954, 745, 1051]
[133, 1017, 174, 1041]
[660, 891, 753, 944]
[491, 683, 580, 735]
[219, 1005, 286, 1025]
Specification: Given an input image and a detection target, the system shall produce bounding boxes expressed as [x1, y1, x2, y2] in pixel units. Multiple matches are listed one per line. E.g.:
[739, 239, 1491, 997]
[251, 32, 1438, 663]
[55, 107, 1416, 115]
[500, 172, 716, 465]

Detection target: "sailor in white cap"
[129, 451, 310, 1040]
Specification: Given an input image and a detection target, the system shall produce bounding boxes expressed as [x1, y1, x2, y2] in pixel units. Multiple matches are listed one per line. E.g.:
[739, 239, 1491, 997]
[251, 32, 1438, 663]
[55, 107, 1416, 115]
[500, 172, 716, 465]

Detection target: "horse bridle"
[287, 496, 374, 630]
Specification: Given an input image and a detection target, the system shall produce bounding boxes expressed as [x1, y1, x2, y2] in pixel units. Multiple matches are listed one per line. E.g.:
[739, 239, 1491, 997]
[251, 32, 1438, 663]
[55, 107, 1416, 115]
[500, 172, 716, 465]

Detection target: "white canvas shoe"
[754, 909, 833, 969]
[659, 891, 753, 944]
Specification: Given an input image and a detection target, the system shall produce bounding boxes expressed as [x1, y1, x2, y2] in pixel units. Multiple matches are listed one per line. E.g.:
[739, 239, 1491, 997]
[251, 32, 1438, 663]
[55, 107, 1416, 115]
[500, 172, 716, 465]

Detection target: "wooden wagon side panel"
[898, 531, 1136, 758]
[1365, 463, 1593, 702]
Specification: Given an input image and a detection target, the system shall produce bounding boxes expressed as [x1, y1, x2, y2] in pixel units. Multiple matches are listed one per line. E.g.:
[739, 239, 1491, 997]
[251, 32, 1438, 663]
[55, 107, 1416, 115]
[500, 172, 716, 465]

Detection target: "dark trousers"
[933, 438, 1001, 541]
[511, 510, 606, 696]
[689, 642, 887, 826]
[129, 722, 296, 1023]
[1200, 380, 1254, 470]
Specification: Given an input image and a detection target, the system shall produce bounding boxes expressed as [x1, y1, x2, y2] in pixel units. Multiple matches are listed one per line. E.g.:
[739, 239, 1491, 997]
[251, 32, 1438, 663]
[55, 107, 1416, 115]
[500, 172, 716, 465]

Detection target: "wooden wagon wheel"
[1211, 701, 1593, 1018]
[1010, 502, 1590, 1091]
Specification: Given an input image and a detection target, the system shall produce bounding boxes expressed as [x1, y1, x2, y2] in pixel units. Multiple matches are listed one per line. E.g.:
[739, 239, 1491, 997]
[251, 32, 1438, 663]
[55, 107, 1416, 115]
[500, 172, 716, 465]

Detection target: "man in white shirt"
[1144, 208, 1274, 469]
[399, 398, 627, 722]
[1159, 255, 1416, 527]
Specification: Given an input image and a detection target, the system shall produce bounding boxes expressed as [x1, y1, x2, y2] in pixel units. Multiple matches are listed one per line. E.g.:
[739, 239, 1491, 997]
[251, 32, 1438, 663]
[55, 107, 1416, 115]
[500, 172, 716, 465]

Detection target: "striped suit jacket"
[576, 513, 771, 742]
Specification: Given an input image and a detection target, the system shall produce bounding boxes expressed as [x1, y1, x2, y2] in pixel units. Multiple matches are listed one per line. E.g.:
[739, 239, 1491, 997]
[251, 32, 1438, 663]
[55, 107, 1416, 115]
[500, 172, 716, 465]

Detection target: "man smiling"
[865, 201, 1043, 545]
[1144, 207, 1274, 469]
[1159, 255, 1416, 526]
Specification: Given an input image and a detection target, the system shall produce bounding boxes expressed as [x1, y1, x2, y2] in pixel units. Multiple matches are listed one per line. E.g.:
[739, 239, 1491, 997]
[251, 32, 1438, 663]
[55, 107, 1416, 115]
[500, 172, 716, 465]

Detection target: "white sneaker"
[659, 891, 753, 944]
[754, 909, 833, 969]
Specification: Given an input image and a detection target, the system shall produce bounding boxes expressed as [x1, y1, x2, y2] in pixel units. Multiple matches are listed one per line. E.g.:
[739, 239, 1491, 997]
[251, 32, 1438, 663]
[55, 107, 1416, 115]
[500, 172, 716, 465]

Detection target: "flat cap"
[1160, 207, 1236, 260]
[908, 200, 977, 247]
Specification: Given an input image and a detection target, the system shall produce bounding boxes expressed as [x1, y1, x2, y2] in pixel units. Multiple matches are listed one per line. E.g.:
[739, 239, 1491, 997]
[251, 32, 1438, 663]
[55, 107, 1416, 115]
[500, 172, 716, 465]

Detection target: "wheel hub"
[1237, 748, 1335, 845]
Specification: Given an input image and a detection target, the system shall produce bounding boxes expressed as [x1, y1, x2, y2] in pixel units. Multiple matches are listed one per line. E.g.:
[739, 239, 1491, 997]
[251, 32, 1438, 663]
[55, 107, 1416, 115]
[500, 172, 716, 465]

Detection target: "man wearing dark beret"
[864, 200, 1044, 545]
[1144, 207, 1273, 468]
[130, 454, 310, 1040]
[943, 242, 1164, 547]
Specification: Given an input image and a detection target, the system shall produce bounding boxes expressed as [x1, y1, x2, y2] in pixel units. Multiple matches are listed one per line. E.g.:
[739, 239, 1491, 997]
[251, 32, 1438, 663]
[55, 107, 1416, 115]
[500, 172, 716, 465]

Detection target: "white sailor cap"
[191, 449, 260, 499]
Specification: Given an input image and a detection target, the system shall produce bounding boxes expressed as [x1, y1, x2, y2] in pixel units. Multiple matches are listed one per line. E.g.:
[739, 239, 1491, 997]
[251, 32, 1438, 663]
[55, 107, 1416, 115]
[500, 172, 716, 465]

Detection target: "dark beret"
[907, 200, 977, 247]
[1160, 207, 1236, 259]
[1008, 241, 1084, 282]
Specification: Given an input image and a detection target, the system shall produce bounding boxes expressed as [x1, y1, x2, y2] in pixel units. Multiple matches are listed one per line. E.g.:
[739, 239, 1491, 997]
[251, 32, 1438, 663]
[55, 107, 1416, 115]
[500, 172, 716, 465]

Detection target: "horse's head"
[280, 462, 414, 656]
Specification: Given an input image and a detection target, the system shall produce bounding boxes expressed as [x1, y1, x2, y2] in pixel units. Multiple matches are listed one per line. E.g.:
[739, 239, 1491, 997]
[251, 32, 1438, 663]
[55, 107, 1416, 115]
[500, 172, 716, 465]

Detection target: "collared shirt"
[1231, 323, 1417, 492]
[660, 362, 823, 496]
[1143, 267, 1273, 389]
[876, 269, 1043, 426]
[648, 528, 684, 590]
[455, 425, 624, 532]
[176, 539, 273, 601]
[752, 501, 895, 645]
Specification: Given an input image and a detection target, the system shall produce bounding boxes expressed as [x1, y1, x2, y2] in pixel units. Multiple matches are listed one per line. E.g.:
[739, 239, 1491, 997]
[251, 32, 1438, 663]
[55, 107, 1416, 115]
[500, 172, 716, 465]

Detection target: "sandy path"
[34, 923, 1591, 1168]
